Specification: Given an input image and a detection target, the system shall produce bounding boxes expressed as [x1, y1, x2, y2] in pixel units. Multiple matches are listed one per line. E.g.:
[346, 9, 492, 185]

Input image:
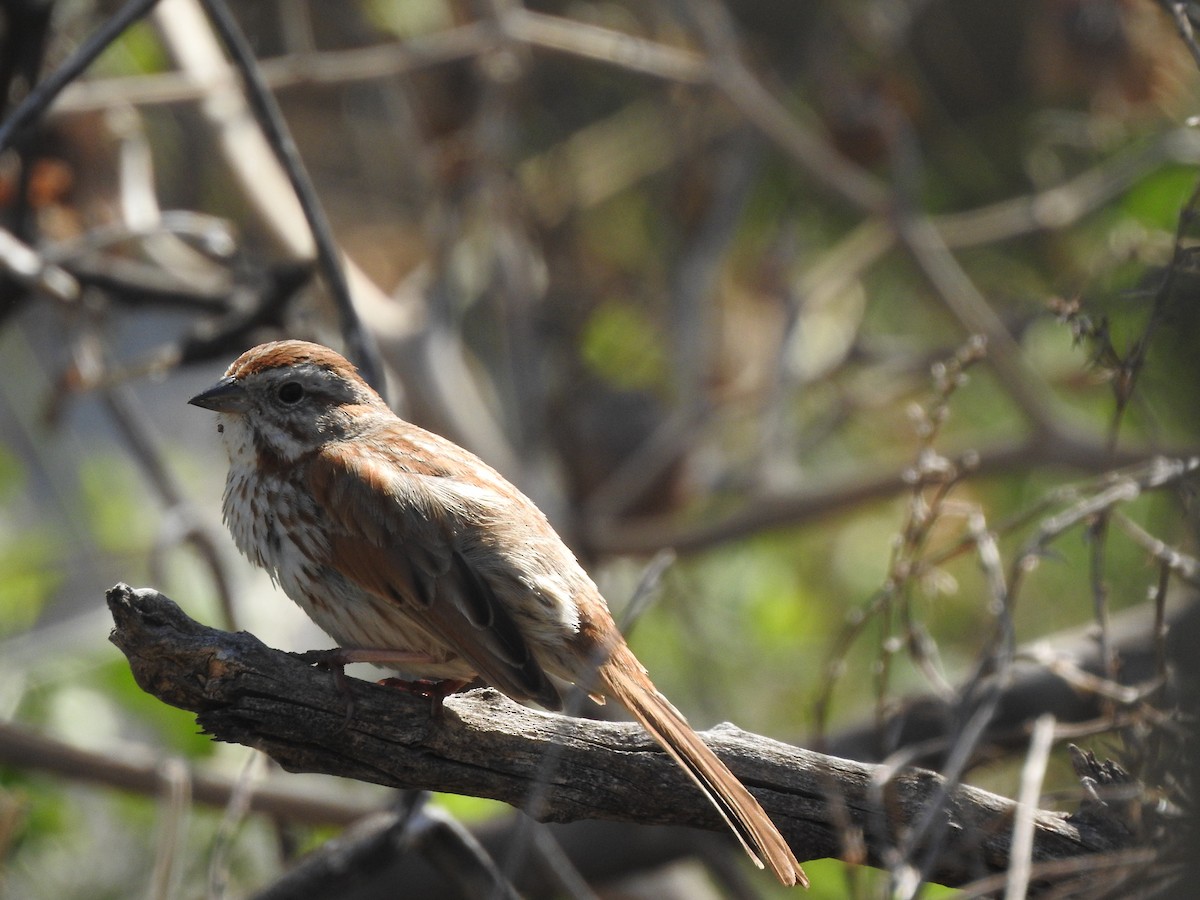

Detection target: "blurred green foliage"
[94, 20, 168, 77]
[0, 451, 56, 638]
[77, 455, 159, 556]
[580, 298, 669, 392]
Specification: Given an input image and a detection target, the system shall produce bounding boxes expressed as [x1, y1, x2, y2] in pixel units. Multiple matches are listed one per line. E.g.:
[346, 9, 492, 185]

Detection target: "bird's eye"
[277, 381, 304, 404]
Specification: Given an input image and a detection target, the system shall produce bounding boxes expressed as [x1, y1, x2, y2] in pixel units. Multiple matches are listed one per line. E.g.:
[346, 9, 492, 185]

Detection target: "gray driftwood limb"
[106, 583, 1135, 888]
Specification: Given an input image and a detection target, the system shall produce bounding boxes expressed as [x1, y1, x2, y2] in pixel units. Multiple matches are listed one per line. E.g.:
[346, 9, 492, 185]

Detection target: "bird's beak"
[188, 376, 248, 413]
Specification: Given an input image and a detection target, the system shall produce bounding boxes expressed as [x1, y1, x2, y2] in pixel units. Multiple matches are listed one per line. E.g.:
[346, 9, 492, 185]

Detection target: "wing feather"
[308, 439, 563, 709]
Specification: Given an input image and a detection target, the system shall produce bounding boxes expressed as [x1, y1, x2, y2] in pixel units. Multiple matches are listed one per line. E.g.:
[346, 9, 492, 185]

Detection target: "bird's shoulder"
[308, 419, 542, 536]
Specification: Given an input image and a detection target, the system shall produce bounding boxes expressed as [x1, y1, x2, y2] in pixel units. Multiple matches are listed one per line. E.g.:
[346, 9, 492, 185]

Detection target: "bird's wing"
[306, 437, 564, 709]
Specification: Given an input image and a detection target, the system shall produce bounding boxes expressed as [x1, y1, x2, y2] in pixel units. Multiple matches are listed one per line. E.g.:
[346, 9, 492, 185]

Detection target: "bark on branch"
[106, 583, 1135, 888]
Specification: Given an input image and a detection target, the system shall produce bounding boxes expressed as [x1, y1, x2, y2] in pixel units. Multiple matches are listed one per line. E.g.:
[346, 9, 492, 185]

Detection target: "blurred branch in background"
[1, 0, 1199, 897]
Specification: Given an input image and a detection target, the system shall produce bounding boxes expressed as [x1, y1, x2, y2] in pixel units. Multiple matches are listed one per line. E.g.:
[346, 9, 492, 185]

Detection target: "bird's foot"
[377, 677, 472, 718]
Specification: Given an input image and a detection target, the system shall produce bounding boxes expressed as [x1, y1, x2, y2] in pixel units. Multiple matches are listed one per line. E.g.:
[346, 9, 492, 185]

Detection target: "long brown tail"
[598, 642, 808, 888]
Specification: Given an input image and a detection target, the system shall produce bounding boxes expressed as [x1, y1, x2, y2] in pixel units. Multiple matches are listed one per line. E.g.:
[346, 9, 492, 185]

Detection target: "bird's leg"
[294, 648, 470, 719]
[293, 647, 442, 727]
[292, 649, 356, 728]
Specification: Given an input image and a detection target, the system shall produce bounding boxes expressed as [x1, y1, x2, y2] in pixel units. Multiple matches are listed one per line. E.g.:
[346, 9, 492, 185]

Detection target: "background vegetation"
[1, 0, 1198, 897]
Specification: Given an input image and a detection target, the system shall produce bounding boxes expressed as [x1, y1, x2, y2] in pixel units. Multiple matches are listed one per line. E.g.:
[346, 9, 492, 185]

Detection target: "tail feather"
[599, 643, 808, 888]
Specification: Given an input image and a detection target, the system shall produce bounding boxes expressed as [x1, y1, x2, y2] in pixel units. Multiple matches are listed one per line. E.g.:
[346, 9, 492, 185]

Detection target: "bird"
[188, 339, 807, 887]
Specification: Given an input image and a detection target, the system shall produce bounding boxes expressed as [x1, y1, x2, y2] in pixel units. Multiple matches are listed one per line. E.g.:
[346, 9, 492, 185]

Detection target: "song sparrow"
[189, 340, 806, 887]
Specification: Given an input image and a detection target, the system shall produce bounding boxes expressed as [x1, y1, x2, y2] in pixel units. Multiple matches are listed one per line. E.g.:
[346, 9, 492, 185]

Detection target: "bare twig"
[148, 756, 190, 900]
[935, 130, 1200, 246]
[1011, 457, 1200, 598]
[501, 8, 708, 83]
[0, 0, 161, 152]
[193, 0, 382, 390]
[1006, 714, 1057, 900]
[52, 23, 498, 111]
[824, 594, 1198, 765]
[1109, 175, 1200, 449]
[1162, 1, 1200, 70]
[894, 214, 1061, 435]
[208, 750, 267, 900]
[586, 438, 1174, 557]
[0, 227, 81, 302]
[0, 719, 374, 827]
[957, 847, 1161, 899]
[1113, 512, 1200, 587]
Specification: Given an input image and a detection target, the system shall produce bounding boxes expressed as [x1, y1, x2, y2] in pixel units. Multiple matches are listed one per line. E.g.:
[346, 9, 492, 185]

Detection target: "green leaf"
[580, 300, 667, 391]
